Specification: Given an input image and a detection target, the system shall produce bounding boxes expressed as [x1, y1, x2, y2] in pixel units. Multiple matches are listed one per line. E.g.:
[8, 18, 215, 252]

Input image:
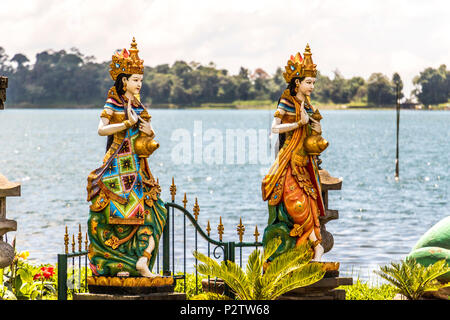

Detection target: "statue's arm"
[97, 108, 126, 136]
[271, 105, 309, 134]
[272, 108, 297, 133]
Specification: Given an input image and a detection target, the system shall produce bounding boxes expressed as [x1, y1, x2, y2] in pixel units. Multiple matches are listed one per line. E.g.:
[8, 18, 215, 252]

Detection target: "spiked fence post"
[193, 198, 200, 221]
[254, 225, 260, 243]
[57, 253, 68, 300]
[64, 226, 69, 254]
[58, 228, 69, 300]
[217, 217, 224, 242]
[170, 177, 176, 203]
[163, 179, 174, 276]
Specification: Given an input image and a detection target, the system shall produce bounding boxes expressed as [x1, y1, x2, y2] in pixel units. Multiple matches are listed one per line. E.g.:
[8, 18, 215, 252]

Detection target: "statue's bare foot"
[136, 257, 158, 278]
[311, 244, 324, 262]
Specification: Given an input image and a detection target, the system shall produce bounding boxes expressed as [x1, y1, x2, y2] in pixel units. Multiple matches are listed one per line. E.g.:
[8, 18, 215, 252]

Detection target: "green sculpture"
[407, 216, 450, 282]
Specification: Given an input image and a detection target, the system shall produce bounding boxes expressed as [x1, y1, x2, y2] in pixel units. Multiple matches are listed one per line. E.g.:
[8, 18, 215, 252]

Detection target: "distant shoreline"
[3, 103, 449, 111]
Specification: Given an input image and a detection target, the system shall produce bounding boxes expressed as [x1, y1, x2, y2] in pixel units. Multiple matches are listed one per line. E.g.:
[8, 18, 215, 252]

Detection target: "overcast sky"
[1, 0, 449, 97]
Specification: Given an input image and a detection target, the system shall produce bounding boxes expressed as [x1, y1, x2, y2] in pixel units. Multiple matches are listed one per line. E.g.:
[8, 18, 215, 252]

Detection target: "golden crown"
[109, 37, 144, 81]
[283, 44, 317, 83]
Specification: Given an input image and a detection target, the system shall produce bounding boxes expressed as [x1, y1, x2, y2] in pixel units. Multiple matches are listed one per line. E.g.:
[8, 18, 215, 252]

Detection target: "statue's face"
[297, 77, 316, 96]
[123, 74, 143, 95]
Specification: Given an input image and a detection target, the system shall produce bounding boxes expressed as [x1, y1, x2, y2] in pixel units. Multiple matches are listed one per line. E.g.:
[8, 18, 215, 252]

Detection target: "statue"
[407, 216, 450, 283]
[86, 38, 167, 278]
[261, 44, 329, 263]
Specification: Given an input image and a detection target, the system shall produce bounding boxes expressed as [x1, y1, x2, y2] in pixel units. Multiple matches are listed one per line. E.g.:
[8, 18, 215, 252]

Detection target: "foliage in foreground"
[0, 250, 57, 300]
[374, 258, 450, 300]
[192, 237, 325, 300]
[173, 272, 206, 300]
[339, 279, 397, 300]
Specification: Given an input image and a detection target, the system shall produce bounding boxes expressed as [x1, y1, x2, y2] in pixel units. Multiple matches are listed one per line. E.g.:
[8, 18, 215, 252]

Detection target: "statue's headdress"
[283, 44, 317, 83]
[109, 37, 144, 81]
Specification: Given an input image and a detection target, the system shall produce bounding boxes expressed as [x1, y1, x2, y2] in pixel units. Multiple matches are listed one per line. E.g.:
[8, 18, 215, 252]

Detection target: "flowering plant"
[33, 266, 55, 281]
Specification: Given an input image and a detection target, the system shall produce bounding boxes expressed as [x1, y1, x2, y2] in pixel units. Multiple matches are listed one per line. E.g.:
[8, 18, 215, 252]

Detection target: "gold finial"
[64, 226, 69, 254]
[131, 37, 137, 49]
[206, 220, 211, 237]
[254, 225, 260, 243]
[78, 224, 82, 252]
[72, 234, 75, 253]
[217, 217, 224, 242]
[182, 193, 188, 209]
[193, 198, 200, 221]
[85, 232, 88, 251]
[237, 218, 245, 242]
[170, 177, 176, 202]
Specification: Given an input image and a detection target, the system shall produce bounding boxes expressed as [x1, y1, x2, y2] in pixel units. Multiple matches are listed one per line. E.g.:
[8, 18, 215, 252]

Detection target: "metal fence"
[57, 178, 263, 300]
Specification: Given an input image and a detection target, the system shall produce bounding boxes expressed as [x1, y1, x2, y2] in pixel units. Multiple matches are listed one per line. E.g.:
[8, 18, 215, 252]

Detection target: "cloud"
[1, 0, 449, 97]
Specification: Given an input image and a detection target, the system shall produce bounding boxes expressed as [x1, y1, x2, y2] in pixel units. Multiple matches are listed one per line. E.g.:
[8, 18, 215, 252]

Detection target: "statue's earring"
[295, 79, 300, 92]
[123, 80, 127, 92]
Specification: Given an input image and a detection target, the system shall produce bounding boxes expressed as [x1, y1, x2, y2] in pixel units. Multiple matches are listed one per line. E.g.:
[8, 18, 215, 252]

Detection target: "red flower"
[35, 266, 55, 280]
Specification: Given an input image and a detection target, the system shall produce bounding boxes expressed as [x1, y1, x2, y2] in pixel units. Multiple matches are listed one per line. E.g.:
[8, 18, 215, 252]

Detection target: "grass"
[338, 279, 397, 300]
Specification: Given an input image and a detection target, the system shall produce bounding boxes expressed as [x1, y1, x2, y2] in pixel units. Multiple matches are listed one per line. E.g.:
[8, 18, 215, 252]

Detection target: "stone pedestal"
[0, 174, 20, 268]
[74, 292, 186, 300]
[79, 276, 186, 300]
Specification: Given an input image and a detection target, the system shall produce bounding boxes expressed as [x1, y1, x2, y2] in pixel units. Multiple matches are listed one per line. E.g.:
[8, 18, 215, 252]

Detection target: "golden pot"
[304, 134, 329, 155]
[134, 132, 159, 158]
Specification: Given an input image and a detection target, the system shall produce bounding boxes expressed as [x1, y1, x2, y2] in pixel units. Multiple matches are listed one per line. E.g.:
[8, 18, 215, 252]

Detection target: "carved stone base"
[87, 276, 175, 295]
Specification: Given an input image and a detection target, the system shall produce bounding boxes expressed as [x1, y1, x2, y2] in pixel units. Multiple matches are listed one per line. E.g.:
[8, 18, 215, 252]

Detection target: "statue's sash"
[262, 98, 303, 200]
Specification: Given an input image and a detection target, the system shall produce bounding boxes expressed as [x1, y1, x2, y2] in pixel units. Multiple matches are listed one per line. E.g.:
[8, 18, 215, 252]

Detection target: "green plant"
[192, 237, 325, 300]
[339, 279, 397, 300]
[374, 258, 450, 300]
[0, 250, 57, 300]
[173, 272, 206, 299]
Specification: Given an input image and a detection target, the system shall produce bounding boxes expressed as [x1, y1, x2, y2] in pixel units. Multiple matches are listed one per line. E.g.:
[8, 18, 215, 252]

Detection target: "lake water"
[0, 108, 448, 282]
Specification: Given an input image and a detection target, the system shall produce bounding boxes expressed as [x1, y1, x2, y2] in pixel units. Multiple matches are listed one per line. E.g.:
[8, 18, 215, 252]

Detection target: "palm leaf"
[193, 250, 252, 300]
[375, 258, 450, 300]
[262, 237, 282, 262]
[269, 263, 325, 299]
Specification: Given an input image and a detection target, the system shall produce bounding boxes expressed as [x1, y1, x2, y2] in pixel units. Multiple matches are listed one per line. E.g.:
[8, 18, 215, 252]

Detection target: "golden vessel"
[304, 109, 328, 155]
[134, 132, 159, 158]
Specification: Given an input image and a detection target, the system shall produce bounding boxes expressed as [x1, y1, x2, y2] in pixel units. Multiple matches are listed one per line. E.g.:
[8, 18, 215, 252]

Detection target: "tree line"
[0, 46, 448, 107]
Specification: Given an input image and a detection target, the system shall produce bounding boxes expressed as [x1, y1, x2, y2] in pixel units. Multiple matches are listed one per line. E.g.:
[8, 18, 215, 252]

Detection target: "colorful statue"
[407, 216, 450, 282]
[262, 44, 328, 262]
[86, 38, 167, 278]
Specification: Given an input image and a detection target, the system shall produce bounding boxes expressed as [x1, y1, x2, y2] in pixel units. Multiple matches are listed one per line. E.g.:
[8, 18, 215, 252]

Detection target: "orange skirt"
[282, 165, 321, 246]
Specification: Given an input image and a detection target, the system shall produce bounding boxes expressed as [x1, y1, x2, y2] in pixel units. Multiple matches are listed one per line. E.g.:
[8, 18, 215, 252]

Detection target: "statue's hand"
[297, 101, 309, 126]
[138, 116, 155, 137]
[310, 118, 322, 134]
[127, 101, 138, 125]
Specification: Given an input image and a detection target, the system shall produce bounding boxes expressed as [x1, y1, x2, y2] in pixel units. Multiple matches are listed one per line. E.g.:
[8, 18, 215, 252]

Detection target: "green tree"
[311, 72, 332, 103]
[367, 72, 396, 106]
[412, 64, 448, 106]
[392, 72, 404, 100]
